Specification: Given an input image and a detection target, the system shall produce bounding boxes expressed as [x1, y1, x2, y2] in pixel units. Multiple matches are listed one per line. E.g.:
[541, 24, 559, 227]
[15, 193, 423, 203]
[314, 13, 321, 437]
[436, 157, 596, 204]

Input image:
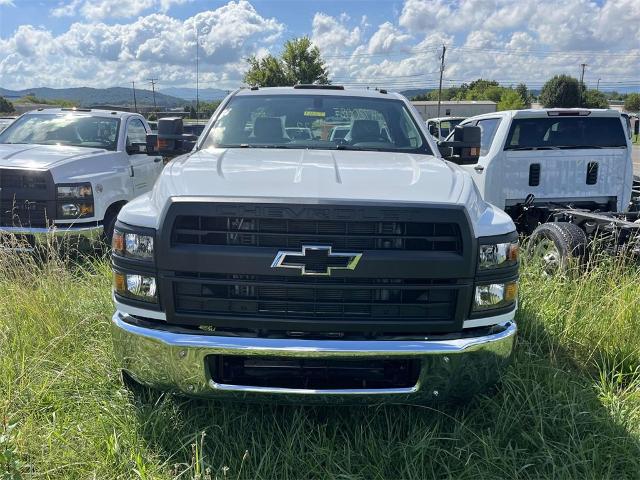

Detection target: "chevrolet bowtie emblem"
[271, 245, 362, 276]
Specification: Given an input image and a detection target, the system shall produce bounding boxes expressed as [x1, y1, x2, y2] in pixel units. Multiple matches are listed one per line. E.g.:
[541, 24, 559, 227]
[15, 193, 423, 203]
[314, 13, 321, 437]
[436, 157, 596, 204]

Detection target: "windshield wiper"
[554, 145, 626, 149]
[335, 145, 389, 152]
[504, 146, 559, 151]
[221, 144, 307, 149]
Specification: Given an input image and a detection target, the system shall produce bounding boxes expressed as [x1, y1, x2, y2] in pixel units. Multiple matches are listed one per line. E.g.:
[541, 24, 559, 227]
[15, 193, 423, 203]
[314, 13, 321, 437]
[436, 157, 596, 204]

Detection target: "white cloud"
[366, 22, 411, 54]
[51, 0, 81, 17]
[3, 0, 640, 93]
[51, 0, 193, 19]
[80, 0, 156, 19]
[0, 1, 284, 89]
[311, 12, 361, 54]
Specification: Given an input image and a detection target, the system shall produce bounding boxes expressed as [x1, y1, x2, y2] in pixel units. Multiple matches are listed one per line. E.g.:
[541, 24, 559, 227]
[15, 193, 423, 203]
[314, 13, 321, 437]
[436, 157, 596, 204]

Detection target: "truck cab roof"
[234, 86, 404, 100]
[465, 108, 623, 123]
[24, 107, 143, 120]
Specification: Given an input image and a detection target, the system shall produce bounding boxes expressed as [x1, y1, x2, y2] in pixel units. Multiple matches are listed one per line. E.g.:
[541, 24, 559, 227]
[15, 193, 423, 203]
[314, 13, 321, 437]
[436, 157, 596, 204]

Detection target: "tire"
[528, 222, 587, 275]
[102, 209, 119, 247]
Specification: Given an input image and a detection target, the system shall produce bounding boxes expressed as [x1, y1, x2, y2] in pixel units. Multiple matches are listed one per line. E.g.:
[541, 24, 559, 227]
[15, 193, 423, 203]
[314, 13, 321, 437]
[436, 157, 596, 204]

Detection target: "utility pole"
[131, 81, 138, 113]
[437, 44, 446, 118]
[148, 78, 158, 119]
[596, 78, 601, 91]
[579, 63, 587, 106]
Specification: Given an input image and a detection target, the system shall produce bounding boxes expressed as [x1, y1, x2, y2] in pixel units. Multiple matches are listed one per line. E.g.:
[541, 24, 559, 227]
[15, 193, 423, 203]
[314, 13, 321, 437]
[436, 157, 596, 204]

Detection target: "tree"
[244, 54, 288, 87]
[281, 37, 330, 85]
[243, 37, 329, 87]
[539, 75, 581, 108]
[583, 89, 609, 109]
[498, 90, 526, 111]
[515, 83, 532, 108]
[0, 96, 15, 114]
[624, 93, 640, 112]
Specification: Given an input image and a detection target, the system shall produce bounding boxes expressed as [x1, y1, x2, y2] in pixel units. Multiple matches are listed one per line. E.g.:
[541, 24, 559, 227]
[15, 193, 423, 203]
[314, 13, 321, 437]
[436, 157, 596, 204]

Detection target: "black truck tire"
[528, 222, 587, 274]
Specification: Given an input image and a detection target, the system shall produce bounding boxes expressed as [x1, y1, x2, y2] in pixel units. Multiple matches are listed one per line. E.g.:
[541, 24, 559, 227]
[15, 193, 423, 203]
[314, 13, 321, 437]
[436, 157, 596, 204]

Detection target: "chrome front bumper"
[112, 311, 517, 404]
[0, 224, 103, 251]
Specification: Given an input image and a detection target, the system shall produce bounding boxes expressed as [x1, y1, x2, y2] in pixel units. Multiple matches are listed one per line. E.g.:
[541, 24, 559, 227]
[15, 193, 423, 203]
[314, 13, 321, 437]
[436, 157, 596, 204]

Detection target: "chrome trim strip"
[210, 382, 418, 396]
[463, 309, 516, 329]
[0, 224, 103, 237]
[0, 224, 103, 251]
[113, 296, 167, 321]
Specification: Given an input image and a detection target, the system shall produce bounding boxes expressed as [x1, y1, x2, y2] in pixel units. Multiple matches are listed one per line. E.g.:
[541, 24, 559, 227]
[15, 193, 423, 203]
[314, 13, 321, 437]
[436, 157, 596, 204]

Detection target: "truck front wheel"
[528, 222, 587, 275]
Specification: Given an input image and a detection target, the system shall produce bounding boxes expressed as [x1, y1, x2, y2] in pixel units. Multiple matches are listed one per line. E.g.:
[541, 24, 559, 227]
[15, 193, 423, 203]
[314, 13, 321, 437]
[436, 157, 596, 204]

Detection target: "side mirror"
[153, 117, 198, 157]
[146, 133, 158, 155]
[428, 125, 438, 136]
[438, 125, 481, 165]
[126, 142, 148, 155]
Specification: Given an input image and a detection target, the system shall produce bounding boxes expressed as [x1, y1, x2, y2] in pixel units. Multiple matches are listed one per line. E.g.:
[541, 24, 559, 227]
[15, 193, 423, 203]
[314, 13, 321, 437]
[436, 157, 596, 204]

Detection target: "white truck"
[426, 116, 466, 141]
[0, 108, 163, 249]
[111, 85, 518, 404]
[443, 109, 635, 270]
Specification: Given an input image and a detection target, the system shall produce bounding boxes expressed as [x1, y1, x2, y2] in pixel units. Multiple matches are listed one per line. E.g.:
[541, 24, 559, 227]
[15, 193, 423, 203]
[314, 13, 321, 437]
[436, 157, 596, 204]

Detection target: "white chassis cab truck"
[111, 86, 519, 404]
[442, 109, 636, 270]
[0, 108, 163, 249]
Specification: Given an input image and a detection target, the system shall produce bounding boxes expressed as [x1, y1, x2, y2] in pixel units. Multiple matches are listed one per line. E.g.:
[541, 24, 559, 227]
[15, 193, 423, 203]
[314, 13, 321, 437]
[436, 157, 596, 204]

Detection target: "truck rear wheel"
[528, 222, 587, 275]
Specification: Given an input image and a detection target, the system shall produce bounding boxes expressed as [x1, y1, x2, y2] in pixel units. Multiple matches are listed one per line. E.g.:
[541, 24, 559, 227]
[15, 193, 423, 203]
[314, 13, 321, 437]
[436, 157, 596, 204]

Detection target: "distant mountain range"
[0, 86, 188, 108]
[159, 87, 228, 101]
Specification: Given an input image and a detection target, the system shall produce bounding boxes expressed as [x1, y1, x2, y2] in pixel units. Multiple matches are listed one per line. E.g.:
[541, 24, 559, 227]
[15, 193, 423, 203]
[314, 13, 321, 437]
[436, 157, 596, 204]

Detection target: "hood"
[0, 144, 106, 170]
[152, 147, 467, 207]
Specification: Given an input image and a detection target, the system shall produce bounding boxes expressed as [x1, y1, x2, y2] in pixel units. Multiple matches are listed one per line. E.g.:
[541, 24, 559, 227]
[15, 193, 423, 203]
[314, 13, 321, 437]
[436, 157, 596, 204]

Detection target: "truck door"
[125, 118, 161, 196]
[459, 117, 502, 203]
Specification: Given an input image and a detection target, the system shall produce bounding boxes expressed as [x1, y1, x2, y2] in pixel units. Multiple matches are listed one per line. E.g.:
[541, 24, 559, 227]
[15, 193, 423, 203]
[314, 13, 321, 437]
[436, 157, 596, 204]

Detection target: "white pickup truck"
[111, 86, 519, 404]
[0, 108, 163, 249]
[445, 109, 635, 270]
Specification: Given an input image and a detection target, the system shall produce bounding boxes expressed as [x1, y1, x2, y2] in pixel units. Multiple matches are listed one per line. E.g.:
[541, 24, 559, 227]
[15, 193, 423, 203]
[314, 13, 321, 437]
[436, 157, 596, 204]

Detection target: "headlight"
[113, 271, 157, 303]
[112, 228, 154, 261]
[473, 282, 518, 312]
[57, 183, 92, 199]
[478, 241, 518, 270]
[56, 183, 94, 219]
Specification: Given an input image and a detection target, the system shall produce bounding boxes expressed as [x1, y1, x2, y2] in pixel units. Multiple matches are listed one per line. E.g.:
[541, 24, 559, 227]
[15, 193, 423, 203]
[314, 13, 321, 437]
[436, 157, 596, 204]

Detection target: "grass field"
[1, 251, 640, 479]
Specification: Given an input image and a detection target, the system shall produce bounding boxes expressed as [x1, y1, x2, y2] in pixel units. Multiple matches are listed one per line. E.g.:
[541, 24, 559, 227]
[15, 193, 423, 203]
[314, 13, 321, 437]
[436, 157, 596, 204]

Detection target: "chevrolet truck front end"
[111, 199, 518, 404]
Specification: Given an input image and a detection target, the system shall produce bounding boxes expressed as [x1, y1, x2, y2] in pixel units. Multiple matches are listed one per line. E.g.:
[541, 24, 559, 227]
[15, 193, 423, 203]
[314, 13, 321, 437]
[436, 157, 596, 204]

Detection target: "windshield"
[439, 119, 463, 138]
[504, 117, 627, 150]
[0, 114, 120, 150]
[0, 119, 12, 133]
[201, 94, 431, 154]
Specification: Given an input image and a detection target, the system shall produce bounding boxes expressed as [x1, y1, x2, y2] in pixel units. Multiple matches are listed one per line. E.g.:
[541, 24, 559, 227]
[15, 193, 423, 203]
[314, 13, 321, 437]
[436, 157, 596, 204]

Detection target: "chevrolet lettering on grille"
[271, 245, 362, 276]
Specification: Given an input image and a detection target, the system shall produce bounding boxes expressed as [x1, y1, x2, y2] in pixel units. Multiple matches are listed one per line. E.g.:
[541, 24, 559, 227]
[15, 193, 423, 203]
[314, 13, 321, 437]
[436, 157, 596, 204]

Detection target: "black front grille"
[0, 200, 49, 227]
[156, 202, 474, 334]
[172, 215, 462, 252]
[0, 170, 54, 228]
[172, 273, 458, 323]
[1, 172, 48, 190]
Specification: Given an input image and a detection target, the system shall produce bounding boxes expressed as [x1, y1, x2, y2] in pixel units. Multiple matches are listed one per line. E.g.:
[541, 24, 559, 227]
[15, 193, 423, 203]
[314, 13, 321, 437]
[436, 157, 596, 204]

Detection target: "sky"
[0, 0, 638, 92]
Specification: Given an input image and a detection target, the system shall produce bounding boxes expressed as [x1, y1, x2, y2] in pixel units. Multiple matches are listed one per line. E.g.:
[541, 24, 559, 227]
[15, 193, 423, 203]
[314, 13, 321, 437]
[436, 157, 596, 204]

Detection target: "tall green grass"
[1, 250, 639, 479]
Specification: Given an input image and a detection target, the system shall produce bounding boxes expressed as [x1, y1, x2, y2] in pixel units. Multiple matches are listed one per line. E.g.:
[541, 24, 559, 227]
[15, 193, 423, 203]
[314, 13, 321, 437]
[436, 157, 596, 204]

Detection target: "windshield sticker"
[304, 111, 326, 117]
